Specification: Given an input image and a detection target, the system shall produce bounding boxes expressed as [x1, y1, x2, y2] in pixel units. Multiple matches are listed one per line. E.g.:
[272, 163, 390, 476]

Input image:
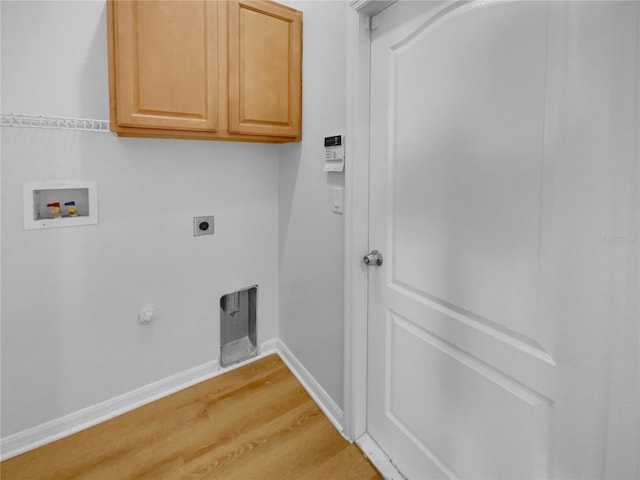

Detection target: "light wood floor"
[1, 354, 381, 480]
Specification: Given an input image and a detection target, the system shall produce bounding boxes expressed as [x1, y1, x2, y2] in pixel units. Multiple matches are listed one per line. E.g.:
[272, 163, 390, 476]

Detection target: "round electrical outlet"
[193, 216, 215, 236]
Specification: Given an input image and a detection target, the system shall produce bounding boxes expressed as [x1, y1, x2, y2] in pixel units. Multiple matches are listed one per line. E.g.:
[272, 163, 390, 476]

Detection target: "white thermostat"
[324, 135, 344, 172]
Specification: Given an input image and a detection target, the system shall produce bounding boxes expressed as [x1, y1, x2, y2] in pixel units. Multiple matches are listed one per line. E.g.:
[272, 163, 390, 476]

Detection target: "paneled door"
[365, 1, 640, 478]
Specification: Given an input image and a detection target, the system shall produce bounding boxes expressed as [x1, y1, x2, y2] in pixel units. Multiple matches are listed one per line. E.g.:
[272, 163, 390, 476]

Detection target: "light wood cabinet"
[107, 0, 302, 143]
[228, 1, 302, 138]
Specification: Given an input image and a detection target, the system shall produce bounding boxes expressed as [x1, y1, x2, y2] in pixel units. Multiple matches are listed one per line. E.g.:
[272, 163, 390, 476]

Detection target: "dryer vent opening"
[220, 286, 257, 367]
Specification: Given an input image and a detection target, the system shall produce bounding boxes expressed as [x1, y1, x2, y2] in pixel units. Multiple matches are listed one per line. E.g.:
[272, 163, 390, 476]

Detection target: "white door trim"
[343, 0, 396, 442]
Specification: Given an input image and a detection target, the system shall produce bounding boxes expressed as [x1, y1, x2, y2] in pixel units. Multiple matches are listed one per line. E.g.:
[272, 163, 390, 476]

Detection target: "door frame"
[343, 0, 396, 442]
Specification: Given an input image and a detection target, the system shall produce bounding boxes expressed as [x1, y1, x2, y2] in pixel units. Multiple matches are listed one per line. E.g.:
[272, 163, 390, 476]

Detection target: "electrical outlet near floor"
[193, 216, 215, 236]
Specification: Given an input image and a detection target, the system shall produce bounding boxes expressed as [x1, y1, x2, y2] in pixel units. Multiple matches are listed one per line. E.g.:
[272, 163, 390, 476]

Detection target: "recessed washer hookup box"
[220, 285, 258, 368]
[23, 180, 98, 230]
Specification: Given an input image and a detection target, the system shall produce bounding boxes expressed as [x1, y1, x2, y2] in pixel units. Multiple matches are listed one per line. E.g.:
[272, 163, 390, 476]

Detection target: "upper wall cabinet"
[228, 1, 302, 138]
[107, 0, 302, 143]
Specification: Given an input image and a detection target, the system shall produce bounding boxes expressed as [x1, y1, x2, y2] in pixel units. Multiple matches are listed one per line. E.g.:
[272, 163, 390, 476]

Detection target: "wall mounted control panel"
[324, 135, 344, 172]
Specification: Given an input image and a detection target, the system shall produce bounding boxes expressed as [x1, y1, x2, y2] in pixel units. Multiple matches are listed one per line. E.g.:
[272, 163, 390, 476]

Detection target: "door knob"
[363, 250, 383, 266]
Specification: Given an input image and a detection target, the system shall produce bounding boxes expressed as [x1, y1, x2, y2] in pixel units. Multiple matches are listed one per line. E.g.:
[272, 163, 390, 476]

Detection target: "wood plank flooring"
[1, 354, 381, 480]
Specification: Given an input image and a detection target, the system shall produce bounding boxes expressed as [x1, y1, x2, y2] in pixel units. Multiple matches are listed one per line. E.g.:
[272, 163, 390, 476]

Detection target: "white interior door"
[366, 1, 639, 479]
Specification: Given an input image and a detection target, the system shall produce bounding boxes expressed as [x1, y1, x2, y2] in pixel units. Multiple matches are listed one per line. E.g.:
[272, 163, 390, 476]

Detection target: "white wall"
[1, 0, 350, 444]
[546, 3, 639, 478]
[278, 0, 347, 411]
[1, 1, 281, 437]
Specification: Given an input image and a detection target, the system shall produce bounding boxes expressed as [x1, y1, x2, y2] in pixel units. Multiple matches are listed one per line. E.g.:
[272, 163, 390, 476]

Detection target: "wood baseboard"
[0, 338, 344, 461]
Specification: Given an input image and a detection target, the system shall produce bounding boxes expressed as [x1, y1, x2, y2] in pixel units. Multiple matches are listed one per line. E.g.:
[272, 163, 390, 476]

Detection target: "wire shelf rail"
[1, 113, 110, 132]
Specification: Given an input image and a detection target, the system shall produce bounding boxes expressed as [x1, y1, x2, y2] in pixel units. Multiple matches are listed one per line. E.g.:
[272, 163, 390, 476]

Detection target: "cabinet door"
[111, 0, 220, 132]
[228, 1, 302, 139]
